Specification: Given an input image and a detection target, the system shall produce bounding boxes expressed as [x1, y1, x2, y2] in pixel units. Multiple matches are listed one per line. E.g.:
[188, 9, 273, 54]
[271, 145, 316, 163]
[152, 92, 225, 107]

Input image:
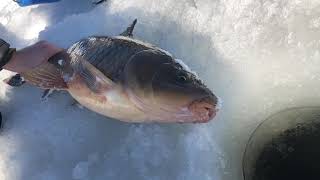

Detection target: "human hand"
[3, 41, 62, 73]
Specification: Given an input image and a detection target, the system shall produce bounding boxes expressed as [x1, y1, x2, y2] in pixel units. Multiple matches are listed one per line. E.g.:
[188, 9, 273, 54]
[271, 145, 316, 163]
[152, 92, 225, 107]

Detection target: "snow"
[0, 0, 320, 180]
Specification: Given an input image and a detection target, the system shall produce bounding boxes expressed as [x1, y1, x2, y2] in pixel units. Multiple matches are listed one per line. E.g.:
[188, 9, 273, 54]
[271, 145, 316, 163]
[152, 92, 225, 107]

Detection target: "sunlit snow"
[0, 0, 320, 180]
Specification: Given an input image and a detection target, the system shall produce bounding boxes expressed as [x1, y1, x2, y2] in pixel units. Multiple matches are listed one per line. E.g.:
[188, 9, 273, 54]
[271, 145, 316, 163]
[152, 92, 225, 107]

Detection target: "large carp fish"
[8, 20, 219, 123]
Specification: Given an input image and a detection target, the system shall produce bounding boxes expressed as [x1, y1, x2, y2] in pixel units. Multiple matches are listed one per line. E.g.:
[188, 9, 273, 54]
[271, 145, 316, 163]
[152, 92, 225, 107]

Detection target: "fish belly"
[67, 75, 147, 122]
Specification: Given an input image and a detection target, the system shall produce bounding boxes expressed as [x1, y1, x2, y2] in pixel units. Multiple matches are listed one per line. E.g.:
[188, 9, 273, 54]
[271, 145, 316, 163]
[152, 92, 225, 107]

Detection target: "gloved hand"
[3, 41, 62, 73]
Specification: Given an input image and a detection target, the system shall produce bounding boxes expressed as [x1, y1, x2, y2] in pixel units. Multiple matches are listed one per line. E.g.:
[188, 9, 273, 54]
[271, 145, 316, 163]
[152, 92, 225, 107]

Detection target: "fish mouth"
[187, 96, 218, 123]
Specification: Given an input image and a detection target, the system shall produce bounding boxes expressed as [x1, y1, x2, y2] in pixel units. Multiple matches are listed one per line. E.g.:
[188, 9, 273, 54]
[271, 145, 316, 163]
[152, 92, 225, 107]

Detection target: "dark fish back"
[67, 36, 156, 82]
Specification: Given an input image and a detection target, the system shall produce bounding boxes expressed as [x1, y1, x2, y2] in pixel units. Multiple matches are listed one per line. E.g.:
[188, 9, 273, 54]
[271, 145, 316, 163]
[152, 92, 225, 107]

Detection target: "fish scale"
[69, 37, 149, 82]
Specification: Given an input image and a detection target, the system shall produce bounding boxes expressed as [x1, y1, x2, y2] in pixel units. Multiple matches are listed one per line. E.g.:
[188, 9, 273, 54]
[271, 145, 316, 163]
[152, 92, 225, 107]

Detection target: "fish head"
[124, 50, 219, 123]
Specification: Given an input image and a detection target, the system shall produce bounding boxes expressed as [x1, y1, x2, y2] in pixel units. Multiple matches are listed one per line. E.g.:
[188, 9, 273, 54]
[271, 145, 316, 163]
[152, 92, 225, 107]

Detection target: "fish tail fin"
[21, 52, 70, 90]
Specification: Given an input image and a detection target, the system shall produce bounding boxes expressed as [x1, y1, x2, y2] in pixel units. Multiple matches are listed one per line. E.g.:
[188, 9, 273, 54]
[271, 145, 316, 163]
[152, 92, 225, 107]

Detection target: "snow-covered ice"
[1, 0, 320, 179]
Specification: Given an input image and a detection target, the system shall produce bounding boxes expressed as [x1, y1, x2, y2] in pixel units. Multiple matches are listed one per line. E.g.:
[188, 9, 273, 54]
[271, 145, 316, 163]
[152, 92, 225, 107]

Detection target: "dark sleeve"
[0, 39, 15, 70]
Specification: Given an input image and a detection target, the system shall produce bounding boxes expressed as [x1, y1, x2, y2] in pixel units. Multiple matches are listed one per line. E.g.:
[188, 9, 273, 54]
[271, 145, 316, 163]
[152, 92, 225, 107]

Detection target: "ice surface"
[1, 0, 320, 180]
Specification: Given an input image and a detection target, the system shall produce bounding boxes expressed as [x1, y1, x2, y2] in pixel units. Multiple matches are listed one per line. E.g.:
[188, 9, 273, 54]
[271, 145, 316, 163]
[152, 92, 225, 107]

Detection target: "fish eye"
[175, 71, 189, 83]
[178, 75, 187, 82]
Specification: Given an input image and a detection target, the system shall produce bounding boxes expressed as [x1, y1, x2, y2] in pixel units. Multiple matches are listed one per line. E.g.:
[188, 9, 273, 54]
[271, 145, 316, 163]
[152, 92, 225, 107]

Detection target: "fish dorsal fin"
[119, 19, 137, 37]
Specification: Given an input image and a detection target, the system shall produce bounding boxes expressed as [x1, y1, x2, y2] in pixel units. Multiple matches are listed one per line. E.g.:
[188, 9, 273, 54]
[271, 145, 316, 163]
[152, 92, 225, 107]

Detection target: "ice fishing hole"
[243, 107, 320, 180]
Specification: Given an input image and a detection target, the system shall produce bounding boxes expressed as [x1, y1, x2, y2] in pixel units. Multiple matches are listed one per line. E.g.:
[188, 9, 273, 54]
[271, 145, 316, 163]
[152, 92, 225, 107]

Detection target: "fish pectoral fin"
[76, 58, 114, 94]
[119, 19, 137, 37]
[41, 89, 55, 101]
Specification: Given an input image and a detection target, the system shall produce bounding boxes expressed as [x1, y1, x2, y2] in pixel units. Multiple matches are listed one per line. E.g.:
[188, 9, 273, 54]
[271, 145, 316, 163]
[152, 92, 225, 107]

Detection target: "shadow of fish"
[7, 19, 219, 123]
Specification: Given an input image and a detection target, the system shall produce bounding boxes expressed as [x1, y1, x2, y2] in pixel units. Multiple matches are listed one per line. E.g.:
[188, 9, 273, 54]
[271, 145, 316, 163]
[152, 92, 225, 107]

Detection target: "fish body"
[67, 37, 147, 121]
[18, 20, 219, 123]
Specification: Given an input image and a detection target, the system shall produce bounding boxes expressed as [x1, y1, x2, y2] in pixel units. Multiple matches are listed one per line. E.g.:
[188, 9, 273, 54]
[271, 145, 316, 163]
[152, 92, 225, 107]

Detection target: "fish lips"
[187, 95, 219, 123]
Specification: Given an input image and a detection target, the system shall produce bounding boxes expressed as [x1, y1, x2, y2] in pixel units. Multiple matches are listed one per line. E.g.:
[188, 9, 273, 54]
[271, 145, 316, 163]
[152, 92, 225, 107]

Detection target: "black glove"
[0, 39, 15, 70]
